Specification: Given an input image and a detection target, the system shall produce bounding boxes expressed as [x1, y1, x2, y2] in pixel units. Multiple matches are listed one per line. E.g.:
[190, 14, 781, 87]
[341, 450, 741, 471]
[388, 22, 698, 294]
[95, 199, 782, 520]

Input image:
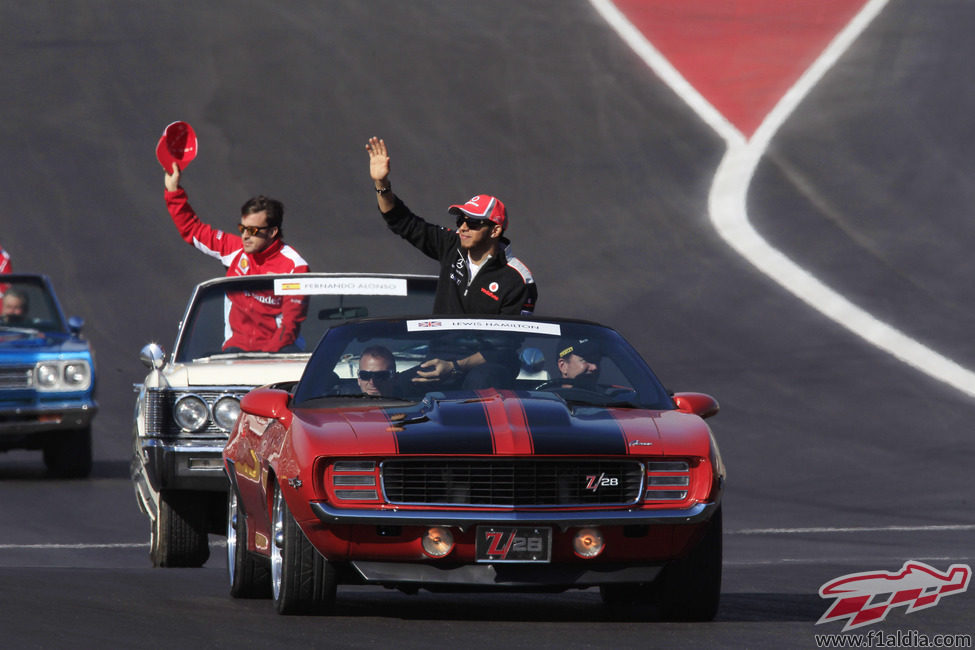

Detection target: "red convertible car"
[223, 316, 724, 619]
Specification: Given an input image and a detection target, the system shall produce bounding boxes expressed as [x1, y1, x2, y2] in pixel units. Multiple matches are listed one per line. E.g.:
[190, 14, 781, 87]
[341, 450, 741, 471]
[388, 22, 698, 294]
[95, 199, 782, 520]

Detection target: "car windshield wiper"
[561, 396, 643, 409]
[338, 393, 414, 401]
[0, 325, 42, 336]
[297, 394, 416, 407]
[200, 351, 309, 361]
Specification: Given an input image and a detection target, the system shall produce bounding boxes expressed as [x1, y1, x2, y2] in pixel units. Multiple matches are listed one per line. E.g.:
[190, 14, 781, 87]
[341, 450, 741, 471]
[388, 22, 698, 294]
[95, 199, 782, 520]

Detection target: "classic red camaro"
[223, 316, 724, 619]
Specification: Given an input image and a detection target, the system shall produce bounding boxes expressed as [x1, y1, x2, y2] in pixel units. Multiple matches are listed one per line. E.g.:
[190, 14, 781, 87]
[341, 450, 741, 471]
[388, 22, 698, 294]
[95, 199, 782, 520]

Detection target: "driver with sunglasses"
[164, 163, 309, 352]
[356, 345, 397, 396]
[366, 137, 537, 385]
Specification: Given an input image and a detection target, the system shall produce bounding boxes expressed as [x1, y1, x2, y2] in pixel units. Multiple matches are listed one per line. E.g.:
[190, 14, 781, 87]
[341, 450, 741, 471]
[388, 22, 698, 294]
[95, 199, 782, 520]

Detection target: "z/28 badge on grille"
[475, 526, 552, 563]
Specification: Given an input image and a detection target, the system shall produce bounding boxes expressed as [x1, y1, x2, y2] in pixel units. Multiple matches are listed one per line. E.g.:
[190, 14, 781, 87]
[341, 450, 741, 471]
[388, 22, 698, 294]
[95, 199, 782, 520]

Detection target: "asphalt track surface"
[1, 2, 973, 647]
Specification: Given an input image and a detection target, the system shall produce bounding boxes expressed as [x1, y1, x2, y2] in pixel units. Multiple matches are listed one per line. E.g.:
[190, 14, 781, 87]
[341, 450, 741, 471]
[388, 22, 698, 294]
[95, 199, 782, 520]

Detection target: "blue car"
[0, 274, 97, 477]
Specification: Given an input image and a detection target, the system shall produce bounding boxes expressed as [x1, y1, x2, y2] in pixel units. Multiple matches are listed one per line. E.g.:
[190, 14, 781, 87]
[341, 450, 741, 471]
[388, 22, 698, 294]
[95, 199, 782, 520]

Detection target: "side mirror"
[68, 316, 84, 336]
[673, 392, 720, 419]
[240, 388, 291, 419]
[139, 343, 166, 370]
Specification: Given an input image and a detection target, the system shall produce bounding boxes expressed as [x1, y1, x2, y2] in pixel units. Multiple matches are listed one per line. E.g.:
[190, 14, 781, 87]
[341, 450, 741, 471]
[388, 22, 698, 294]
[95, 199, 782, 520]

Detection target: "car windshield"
[0, 275, 68, 334]
[174, 274, 436, 363]
[292, 318, 674, 410]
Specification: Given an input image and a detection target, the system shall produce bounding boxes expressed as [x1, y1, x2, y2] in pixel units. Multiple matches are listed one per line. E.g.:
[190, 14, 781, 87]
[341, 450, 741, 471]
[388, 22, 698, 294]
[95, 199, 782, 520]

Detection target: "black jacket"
[382, 198, 537, 316]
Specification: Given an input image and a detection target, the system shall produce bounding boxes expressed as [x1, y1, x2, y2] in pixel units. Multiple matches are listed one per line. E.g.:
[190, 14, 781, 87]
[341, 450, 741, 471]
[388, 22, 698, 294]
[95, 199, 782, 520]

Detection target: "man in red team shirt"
[164, 164, 309, 352]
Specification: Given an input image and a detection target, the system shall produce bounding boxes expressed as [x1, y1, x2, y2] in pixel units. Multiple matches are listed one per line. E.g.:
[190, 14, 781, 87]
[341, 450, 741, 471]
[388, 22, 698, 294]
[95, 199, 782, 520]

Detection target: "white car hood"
[158, 356, 311, 389]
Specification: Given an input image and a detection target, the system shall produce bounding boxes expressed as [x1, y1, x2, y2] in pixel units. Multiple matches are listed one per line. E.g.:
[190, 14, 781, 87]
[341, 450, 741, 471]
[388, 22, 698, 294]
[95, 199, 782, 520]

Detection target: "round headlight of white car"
[174, 395, 209, 432]
[212, 396, 241, 431]
[35, 363, 60, 389]
[63, 361, 91, 389]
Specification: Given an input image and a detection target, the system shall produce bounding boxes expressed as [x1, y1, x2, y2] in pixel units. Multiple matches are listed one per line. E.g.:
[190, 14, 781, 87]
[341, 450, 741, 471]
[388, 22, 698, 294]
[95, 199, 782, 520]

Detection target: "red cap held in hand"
[156, 121, 198, 171]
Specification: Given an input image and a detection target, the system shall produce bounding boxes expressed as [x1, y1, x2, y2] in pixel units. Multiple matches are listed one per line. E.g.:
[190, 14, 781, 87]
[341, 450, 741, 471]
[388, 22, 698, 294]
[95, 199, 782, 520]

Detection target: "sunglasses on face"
[455, 215, 492, 230]
[358, 369, 395, 381]
[238, 224, 272, 237]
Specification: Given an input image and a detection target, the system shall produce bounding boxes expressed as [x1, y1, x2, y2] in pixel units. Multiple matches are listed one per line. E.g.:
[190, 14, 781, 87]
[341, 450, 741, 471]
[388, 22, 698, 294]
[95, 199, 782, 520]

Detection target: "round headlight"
[174, 395, 209, 432]
[35, 363, 60, 388]
[63, 362, 91, 388]
[212, 396, 241, 431]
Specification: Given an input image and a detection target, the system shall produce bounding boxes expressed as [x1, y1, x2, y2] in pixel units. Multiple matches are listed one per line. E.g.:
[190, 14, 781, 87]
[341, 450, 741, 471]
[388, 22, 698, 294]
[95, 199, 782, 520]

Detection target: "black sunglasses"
[455, 215, 492, 230]
[358, 370, 395, 381]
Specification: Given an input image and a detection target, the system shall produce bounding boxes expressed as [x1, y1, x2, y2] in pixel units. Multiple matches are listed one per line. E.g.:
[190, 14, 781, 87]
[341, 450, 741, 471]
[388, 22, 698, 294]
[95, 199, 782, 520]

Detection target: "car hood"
[156, 357, 310, 389]
[294, 390, 712, 458]
[0, 330, 90, 357]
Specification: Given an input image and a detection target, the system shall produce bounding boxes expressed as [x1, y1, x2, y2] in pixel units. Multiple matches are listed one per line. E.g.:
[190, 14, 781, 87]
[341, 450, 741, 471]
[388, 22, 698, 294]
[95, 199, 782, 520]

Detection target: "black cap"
[557, 338, 601, 362]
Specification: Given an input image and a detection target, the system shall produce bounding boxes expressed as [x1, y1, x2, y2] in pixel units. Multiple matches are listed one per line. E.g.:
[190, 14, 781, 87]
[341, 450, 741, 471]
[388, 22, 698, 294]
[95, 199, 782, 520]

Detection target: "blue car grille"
[380, 459, 645, 507]
[0, 365, 33, 389]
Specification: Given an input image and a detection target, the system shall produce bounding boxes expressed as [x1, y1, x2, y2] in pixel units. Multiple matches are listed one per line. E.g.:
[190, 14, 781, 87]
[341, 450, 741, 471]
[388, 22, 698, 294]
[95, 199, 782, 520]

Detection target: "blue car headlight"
[63, 362, 92, 388]
[35, 363, 60, 389]
[34, 360, 92, 392]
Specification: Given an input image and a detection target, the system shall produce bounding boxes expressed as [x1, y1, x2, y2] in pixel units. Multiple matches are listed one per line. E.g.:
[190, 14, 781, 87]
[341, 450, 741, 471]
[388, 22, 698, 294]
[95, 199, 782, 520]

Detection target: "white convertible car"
[130, 272, 437, 567]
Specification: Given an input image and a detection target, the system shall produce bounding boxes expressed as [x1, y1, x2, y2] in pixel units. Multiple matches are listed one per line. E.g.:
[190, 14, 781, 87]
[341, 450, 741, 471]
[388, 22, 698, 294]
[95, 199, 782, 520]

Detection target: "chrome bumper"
[311, 501, 716, 531]
[136, 438, 228, 492]
[352, 560, 664, 586]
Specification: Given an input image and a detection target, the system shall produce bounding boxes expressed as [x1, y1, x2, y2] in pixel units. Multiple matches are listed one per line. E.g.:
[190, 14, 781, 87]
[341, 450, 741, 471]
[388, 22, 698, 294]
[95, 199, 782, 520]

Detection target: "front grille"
[144, 387, 246, 436]
[381, 459, 644, 507]
[0, 365, 33, 389]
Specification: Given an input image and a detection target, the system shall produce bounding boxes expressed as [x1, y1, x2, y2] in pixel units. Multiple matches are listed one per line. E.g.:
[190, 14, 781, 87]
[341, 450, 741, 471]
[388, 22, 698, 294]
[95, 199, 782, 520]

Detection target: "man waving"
[164, 164, 309, 352]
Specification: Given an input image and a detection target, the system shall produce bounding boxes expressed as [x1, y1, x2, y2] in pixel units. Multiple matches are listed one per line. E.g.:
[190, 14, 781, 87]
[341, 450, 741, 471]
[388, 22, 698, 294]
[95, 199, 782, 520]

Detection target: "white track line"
[590, 0, 975, 400]
[731, 524, 975, 535]
[0, 541, 227, 550]
[0, 543, 145, 549]
[725, 556, 973, 566]
[6, 526, 973, 551]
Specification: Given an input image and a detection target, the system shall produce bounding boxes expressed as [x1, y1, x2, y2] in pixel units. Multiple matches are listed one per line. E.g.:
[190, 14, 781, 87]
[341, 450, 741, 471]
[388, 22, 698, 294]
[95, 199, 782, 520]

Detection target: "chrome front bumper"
[136, 438, 228, 492]
[311, 501, 716, 531]
[351, 560, 664, 586]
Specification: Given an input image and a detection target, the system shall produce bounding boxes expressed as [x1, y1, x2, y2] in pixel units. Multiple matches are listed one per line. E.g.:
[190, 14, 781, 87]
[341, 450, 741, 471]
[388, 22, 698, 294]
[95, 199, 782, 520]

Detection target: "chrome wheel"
[271, 486, 285, 600]
[226, 490, 238, 587]
[227, 485, 271, 598]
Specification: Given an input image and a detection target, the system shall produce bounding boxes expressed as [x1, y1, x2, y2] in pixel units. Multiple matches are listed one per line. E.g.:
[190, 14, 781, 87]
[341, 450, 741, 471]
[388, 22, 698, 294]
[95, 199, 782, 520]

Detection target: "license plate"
[475, 526, 551, 563]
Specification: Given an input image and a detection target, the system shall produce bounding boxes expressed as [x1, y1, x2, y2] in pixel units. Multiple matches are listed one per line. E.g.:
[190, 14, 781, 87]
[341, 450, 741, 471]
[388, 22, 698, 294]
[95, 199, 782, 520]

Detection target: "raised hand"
[366, 136, 390, 183]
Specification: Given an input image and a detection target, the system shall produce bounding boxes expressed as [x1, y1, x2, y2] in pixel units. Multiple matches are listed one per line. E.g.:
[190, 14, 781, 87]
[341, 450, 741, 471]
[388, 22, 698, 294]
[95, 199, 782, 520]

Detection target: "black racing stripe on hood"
[521, 398, 628, 455]
[388, 395, 495, 455]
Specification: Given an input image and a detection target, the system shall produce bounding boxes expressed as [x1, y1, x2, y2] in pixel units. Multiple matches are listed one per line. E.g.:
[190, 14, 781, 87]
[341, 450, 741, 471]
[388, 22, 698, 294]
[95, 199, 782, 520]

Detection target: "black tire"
[43, 427, 92, 478]
[227, 489, 271, 598]
[654, 507, 722, 621]
[150, 490, 210, 568]
[271, 483, 336, 615]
